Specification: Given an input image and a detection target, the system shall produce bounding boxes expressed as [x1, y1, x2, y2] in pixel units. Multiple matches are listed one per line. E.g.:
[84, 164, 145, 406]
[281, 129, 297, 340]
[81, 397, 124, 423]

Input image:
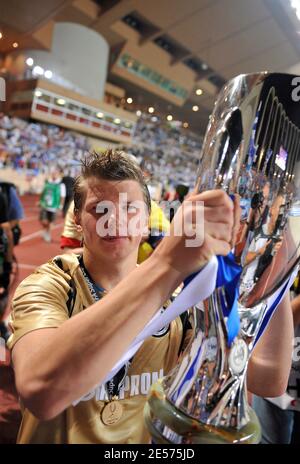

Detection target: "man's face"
[50, 170, 59, 182]
[78, 177, 149, 262]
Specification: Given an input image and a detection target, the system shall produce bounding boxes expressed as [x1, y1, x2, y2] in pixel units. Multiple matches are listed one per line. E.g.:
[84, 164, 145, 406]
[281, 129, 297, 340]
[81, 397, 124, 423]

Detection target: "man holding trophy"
[7, 73, 299, 444]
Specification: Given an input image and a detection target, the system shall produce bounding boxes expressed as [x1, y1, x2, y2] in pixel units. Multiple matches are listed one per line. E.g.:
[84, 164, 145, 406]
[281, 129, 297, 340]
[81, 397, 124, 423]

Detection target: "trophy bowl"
[144, 73, 300, 444]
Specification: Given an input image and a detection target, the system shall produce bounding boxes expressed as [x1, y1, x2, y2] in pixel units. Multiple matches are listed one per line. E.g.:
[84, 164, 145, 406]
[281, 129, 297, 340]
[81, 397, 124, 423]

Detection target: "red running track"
[0, 194, 64, 443]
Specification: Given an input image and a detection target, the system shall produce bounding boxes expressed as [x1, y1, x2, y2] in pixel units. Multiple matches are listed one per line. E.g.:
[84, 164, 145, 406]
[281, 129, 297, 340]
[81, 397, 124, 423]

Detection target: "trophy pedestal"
[144, 379, 261, 444]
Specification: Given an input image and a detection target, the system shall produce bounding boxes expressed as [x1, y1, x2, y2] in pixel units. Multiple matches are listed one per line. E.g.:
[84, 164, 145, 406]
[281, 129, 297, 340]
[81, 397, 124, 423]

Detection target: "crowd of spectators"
[0, 112, 202, 194]
[0, 115, 88, 176]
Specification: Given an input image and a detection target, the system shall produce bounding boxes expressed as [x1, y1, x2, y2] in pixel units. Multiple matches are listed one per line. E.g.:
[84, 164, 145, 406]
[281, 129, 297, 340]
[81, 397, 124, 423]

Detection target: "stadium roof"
[1, 0, 300, 133]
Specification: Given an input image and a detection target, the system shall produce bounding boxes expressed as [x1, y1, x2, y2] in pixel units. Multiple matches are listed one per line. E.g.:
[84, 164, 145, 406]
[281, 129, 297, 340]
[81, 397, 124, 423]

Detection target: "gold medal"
[101, 399, 123, 425]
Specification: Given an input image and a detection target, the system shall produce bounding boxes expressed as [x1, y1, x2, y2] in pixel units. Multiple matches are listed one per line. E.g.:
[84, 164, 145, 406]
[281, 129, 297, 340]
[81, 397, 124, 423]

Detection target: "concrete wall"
[4, 22, 109, 100]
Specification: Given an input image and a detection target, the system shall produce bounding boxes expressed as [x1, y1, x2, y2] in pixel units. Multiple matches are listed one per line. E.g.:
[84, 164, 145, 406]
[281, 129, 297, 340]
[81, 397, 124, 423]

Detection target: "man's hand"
[153, 190, 240, 278]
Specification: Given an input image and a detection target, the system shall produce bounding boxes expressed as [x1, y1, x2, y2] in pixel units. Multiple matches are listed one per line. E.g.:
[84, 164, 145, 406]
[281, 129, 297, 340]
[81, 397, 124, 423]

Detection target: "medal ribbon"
[79, 257, 130, 400]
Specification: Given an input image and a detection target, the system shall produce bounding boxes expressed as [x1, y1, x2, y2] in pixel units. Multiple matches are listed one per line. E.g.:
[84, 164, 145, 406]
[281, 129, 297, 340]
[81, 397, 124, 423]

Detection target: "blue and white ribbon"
[74, 257, 297, 405]
[216, 252, 242, 346]
[100, 257, 219, 384]
[101, 252, 243, 385]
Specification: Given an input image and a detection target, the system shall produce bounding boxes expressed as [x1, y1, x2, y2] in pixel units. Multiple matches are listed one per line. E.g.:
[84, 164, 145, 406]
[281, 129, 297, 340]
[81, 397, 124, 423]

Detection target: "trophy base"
[144, 379, 261, 444]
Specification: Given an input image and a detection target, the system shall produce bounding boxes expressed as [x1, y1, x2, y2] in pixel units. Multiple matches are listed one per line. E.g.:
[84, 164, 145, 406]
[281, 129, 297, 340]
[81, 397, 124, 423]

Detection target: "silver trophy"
[145, 73, 300, 444]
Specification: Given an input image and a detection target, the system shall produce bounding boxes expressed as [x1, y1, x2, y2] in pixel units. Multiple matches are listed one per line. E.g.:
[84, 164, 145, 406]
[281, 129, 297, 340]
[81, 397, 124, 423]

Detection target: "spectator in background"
[176, 184, 189, 203]
[39, 170, 66, 243]
[0, 186, 14, 341]
[60, 170, 75, 217]
[0, 180, 24, 246]
[60, 200, 82, 253]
